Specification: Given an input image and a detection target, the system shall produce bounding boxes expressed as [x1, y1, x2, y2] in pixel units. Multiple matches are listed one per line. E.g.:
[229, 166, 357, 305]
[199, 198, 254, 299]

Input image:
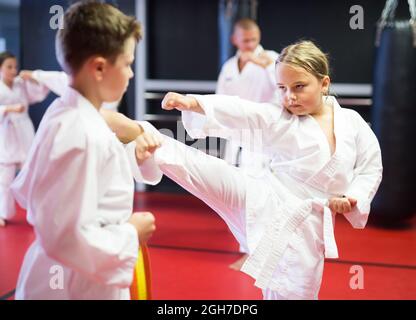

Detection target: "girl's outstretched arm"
[161, 92, 285, 157]
[161, 92, 204, 114]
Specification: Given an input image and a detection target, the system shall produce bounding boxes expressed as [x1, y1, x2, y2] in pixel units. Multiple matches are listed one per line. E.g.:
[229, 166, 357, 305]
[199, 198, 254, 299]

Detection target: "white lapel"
[305, 97, 346, 193]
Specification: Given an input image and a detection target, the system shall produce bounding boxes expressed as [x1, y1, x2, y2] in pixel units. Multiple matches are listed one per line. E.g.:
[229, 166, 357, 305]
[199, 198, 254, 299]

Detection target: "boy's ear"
[90, 56, 107, 81]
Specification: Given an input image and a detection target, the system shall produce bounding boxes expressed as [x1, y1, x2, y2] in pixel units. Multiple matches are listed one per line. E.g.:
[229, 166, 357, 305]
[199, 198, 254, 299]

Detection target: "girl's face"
[275, 63, 330, 116]
[0, 57, 18, 84]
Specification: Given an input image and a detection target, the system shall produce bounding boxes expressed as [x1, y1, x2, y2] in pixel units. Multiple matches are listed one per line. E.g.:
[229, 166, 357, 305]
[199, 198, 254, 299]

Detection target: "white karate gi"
[0, 78, 49, 220]
[216, 45, 278, 175]
[10, 87, 155, 300]
[216, 46, 278, 104]
[31, 70, 120, 111]
[135, 95, 382, 300]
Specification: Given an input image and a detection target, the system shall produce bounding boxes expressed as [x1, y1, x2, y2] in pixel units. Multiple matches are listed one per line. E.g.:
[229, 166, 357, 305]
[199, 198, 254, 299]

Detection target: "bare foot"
[229, 254, 248, 271]
[0, 218, 6, 227]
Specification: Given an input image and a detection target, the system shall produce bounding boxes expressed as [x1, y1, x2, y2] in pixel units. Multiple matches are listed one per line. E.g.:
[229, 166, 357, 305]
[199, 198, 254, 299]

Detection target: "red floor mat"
[1, 192, 415, 300]
[0, 204, 34, 297]
[141, 201, 240, 252]
[149, 247, 261, 300]
[334, 214, 416, 266]
[320, 261, 416, 300]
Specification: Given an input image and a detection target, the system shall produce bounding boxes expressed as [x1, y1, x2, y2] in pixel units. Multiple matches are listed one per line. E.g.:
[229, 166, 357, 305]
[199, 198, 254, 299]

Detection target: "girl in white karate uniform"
[0, 52, 50, 226]
[127, 40, 383, 300]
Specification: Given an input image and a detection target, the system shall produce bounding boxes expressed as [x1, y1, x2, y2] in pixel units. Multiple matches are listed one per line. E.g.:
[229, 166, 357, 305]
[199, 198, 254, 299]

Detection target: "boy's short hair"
[56, 1, 142, 74]
[233, 18, 259, 32]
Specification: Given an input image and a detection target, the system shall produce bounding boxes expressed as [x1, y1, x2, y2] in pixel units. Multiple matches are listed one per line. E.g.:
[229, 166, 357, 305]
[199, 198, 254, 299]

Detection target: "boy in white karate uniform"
[11, 2, 156, 299]
[106, 41, 383, 300]
[0, 52, 51, 226]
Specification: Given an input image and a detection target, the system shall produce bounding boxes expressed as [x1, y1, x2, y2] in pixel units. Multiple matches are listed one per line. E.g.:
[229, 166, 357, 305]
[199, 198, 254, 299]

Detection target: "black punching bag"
[371, 0, 416, 224]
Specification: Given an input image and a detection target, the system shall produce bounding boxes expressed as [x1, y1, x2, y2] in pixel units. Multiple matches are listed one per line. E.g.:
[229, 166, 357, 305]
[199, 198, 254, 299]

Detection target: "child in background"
[0, 51, 50, 227]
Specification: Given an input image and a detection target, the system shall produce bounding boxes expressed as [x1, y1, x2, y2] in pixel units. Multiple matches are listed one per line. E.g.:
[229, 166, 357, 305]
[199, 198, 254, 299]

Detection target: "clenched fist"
[19, 70, 34, 81]
[135, 132, 163, 165]
[128, 211, 156, 244]
[161, 92, 204, 114]
[328, 196, 357, 214]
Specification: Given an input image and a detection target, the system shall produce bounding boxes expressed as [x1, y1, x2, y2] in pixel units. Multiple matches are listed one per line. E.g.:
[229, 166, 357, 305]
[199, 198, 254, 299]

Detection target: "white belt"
[312, 198, 339, 259]
[241, 198, 338, 290]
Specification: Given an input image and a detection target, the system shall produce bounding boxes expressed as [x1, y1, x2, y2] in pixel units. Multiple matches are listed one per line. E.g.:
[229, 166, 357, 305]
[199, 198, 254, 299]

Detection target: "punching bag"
[371, 0, 416, 224]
